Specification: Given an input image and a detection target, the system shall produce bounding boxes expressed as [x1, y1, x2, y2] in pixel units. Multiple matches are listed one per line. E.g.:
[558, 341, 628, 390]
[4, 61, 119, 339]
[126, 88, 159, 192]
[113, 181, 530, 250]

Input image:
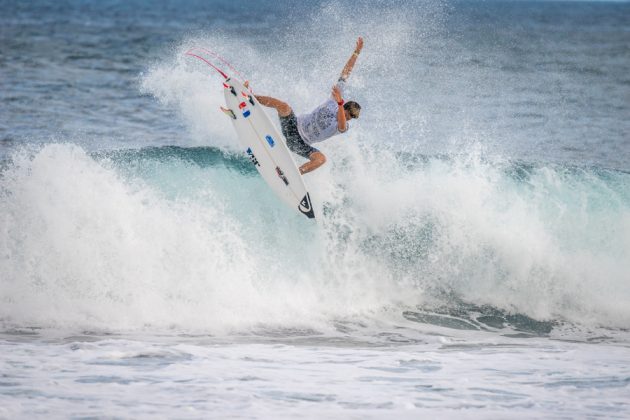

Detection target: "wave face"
[1, 144, 629, 332]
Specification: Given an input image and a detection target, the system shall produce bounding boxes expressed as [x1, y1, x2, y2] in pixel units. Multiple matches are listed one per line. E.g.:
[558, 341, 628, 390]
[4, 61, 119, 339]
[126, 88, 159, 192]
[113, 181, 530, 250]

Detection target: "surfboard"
[222, 78, 315, 219]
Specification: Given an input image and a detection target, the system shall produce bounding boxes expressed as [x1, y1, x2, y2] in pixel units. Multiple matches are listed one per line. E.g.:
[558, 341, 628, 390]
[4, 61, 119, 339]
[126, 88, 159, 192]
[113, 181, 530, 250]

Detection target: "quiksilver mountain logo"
[299, 193, 315, 219]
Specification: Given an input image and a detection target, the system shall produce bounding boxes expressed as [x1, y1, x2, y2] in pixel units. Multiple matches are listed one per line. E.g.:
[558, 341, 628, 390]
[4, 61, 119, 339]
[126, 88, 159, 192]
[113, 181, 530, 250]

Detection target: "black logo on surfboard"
[299, 193, 315, 219]
[276, 166, 289, 186]
[246, 148, 260, 167]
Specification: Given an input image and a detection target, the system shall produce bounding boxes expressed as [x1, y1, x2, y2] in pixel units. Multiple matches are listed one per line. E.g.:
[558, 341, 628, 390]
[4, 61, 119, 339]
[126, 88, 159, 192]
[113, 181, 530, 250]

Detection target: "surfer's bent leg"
[278, 111, 327, 175]
[255, 95, 292, 117]
[299, 151, 326, 175]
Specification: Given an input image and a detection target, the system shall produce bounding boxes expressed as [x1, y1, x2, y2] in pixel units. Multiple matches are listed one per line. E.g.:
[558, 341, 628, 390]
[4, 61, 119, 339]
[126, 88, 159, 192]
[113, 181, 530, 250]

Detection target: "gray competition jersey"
[296, 80, 349, 145]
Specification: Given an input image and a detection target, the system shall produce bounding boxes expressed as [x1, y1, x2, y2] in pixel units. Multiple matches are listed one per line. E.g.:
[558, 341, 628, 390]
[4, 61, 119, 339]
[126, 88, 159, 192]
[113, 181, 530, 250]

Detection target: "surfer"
[253, 37, 363, 175]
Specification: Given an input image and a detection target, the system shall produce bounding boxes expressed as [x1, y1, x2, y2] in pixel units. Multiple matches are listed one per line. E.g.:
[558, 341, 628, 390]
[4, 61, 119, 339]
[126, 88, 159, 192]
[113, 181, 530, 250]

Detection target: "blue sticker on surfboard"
[265, 135, 275, 147]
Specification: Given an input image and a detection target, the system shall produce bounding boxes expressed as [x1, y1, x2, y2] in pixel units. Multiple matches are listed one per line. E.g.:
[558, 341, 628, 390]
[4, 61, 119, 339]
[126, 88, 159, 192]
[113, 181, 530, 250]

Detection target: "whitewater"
[1, 0, 629, 418]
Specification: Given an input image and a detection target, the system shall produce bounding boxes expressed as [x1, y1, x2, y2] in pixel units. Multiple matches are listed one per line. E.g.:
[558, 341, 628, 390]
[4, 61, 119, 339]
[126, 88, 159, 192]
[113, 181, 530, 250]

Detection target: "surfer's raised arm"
[339, 37, 363, 81]
[332, 86, 348, 132]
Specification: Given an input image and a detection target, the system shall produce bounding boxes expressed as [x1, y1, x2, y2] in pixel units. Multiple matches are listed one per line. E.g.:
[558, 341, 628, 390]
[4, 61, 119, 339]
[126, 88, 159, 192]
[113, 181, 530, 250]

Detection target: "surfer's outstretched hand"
[355, 37, 364, 54]
[340, 37, 363, 81]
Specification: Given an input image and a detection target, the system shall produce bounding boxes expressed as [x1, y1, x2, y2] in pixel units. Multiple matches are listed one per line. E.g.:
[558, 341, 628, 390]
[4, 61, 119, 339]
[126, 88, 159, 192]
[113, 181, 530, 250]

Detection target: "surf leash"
[184, 47, 247, 83]
[190, 47, 247, 81]
[185, 50, 228, 79]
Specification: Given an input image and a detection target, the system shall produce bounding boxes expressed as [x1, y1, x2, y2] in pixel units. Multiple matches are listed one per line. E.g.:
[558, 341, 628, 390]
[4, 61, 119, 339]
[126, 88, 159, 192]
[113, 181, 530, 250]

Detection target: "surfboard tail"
[298, 193, 315, 219]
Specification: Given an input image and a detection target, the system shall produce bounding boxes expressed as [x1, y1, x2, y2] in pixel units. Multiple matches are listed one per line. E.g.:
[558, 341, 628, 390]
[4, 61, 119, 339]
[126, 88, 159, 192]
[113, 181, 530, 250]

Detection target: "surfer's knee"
[310, 151, 326, 166]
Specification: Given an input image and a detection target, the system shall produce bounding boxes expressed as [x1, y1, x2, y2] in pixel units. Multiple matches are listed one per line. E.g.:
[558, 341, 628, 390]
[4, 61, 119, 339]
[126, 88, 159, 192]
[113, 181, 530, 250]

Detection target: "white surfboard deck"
[222, 78, 315, 219]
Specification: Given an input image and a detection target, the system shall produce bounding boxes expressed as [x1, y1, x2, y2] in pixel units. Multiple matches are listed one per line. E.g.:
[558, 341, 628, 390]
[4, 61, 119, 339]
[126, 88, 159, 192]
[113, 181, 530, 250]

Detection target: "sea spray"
[2, 144, 629, 333]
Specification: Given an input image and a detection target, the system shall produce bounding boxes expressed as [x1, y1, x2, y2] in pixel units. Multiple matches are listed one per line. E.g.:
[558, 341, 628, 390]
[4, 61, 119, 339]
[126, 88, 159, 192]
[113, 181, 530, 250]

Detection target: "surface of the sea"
[1, 0, 629, 418]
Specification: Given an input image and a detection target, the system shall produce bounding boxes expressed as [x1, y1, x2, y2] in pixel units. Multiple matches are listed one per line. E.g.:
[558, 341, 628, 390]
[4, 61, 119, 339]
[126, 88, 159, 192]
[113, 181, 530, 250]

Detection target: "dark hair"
[343, 101, 361, 118]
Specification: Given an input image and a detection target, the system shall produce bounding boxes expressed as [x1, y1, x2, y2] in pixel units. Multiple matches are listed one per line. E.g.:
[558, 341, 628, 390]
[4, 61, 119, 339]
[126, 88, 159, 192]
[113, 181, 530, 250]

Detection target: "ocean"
[1, 0, 629, 418]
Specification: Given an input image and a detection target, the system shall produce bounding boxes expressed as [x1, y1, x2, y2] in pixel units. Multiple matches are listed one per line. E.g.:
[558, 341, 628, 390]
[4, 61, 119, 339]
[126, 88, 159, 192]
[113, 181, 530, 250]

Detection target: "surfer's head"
[344, 101, 361, 119]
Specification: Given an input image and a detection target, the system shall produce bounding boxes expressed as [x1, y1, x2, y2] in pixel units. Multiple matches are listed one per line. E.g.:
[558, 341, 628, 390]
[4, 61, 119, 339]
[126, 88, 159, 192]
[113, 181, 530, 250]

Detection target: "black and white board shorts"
[279, 112, 319, 159]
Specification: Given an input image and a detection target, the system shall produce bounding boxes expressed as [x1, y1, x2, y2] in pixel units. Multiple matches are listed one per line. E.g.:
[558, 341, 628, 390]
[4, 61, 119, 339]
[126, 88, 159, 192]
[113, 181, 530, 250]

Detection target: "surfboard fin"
[241, 91, 255, 106]
[220, 106, 237, 120]
[223, 82, 238, 97]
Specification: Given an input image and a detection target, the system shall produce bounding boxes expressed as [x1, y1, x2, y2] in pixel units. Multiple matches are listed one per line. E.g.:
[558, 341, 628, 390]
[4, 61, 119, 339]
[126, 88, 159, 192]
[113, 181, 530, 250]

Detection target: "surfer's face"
[346, 109, 360, 120]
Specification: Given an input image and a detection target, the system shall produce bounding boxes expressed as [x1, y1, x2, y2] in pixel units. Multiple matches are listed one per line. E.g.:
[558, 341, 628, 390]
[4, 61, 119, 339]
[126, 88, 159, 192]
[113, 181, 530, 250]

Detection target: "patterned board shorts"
[279, 112, 319, 159]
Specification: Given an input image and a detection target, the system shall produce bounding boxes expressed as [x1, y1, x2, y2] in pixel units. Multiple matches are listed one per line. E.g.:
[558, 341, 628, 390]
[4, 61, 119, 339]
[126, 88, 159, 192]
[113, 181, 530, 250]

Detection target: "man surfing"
[253, 37, 363, 175]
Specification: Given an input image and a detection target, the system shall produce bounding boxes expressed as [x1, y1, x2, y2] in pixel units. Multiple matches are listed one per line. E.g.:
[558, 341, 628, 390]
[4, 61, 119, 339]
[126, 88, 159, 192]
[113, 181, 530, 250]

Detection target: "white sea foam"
[2, 331, 630, 419]
[0, 144, 417, 333]
[1, 142, 629, 334]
